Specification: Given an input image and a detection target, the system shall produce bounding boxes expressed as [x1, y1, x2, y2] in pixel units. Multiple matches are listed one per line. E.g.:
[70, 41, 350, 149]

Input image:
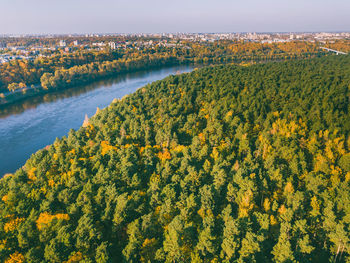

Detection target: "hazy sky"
[1, 0, 349, 34]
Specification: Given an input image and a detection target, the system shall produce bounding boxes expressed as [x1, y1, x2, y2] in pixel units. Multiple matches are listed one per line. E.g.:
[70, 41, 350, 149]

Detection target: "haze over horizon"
[1, 0, 349, 34]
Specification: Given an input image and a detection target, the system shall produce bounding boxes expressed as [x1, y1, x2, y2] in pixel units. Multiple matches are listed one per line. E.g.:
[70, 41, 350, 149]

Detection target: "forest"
[0, 55, 349, 262]
[0, 41, 327, 96]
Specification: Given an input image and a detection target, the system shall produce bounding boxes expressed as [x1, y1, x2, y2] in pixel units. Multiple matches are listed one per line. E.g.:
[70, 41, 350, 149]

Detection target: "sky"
[0, 0, 349, 34]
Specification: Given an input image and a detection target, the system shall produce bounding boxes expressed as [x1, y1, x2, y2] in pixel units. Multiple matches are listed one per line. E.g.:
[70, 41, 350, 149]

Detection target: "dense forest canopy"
[0, 41, 328, 94]
[0, 55, 349, 262]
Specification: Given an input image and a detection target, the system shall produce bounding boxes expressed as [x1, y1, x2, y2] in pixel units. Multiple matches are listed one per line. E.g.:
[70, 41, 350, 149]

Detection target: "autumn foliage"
[0, 55, 349, 262]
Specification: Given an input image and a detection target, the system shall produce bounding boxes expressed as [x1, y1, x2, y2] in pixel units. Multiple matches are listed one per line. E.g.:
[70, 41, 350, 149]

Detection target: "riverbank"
[0, 65, 194, 176]
[0, 52, 327, 108]
[0, 59, 184, 107]
[0, 65, 196, 119]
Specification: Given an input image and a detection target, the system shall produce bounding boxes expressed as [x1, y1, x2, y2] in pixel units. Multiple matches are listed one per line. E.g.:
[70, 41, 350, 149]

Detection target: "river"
[0, 65, 193, 176]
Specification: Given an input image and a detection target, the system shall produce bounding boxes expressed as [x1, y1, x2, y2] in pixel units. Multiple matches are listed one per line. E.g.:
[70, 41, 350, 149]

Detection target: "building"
[59, 40, 66, 47]
[108, 42, 116, 49]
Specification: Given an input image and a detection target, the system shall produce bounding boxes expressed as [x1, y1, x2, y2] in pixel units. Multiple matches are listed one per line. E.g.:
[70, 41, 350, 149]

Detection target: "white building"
[108, 42, 116, 49]
[59, 40, 66, 47]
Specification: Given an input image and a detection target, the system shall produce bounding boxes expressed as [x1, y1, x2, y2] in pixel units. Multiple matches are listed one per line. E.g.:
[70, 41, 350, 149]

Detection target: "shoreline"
[0, 62, 187, 108]
[0, 52, 327, 109]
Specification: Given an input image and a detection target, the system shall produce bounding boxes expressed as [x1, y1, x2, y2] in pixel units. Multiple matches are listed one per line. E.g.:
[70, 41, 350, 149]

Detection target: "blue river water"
[0, 65, 193, 176]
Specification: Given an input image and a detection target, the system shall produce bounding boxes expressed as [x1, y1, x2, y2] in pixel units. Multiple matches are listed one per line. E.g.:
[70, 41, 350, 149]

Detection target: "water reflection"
[0, 68, 168, 119]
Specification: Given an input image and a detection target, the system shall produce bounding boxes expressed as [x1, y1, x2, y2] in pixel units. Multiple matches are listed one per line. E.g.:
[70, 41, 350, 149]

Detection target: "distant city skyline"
[1, 0, 349, 34]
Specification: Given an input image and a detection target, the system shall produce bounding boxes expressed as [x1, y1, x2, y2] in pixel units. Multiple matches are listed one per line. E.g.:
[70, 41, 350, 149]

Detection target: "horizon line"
[1, 31, 350, 36]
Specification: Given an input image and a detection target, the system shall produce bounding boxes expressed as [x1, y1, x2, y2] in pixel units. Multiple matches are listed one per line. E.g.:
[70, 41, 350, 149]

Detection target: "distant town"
[0, 32, 349, 64]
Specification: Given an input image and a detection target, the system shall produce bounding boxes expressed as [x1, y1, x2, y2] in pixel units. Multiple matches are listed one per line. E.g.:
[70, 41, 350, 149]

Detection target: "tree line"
[0, 41, 329, 95]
